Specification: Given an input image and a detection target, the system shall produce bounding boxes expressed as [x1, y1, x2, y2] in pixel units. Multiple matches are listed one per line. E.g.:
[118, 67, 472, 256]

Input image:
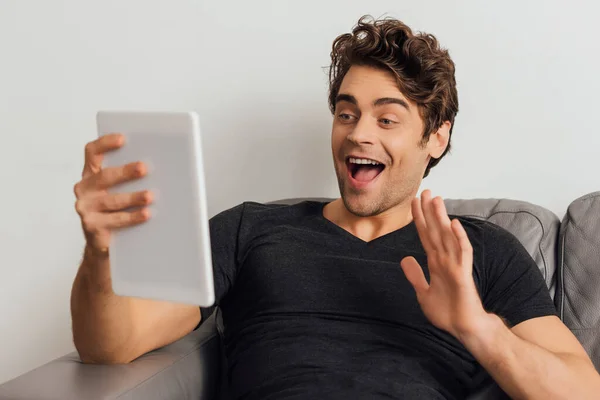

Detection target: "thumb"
[400, 256, 429, 295]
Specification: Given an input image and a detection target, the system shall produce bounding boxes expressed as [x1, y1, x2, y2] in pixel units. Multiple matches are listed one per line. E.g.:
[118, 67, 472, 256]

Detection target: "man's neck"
[323, 197, 414, 242]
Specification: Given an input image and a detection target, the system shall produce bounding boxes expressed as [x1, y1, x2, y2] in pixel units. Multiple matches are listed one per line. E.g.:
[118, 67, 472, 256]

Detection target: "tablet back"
[96, 111, 215, 307]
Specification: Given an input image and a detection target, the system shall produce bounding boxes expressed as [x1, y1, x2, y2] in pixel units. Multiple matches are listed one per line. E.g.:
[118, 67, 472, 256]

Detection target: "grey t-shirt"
[199, 201, 557, 399]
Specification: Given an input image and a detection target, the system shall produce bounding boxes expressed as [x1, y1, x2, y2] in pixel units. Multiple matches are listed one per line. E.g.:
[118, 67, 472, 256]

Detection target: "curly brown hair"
[328, 15, 459, 177]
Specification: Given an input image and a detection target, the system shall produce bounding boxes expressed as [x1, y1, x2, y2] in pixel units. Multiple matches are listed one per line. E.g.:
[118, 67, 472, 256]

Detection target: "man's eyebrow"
[335, 94, 410, 111]
[374, 97, 410, 110]
[335, 94, 357, 105]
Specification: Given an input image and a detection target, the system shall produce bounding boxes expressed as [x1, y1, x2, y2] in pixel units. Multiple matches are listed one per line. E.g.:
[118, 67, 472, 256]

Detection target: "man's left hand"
[400, 189, 488, 339]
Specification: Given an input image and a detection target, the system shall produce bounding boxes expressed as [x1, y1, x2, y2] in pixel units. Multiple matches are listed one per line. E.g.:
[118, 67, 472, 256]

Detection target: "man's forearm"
[70, 246, 137, 363]
[459, 314, 600, 399]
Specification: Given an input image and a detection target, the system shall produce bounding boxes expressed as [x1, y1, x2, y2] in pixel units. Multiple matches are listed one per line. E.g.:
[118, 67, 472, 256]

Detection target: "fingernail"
[134, 162, 146, 175]
[144, 191, 153, 203]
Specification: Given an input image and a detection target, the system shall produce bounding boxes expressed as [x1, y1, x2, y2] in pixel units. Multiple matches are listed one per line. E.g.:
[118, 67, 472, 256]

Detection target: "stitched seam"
[560, 194, 598, 325]
[456, 210, 549, 283]
[560, 233, 566, 320]
[114, 333, 218, 399]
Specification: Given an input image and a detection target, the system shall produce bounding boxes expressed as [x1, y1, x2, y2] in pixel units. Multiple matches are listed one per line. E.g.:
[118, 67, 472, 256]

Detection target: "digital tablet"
[96, 111, 215, 307]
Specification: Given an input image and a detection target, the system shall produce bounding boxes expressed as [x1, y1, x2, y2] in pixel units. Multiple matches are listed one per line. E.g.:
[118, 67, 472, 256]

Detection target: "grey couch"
[1, 192, 599, 400]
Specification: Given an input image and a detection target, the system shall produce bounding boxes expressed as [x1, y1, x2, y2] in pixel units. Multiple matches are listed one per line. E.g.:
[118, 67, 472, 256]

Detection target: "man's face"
[331, 65, 440, 217]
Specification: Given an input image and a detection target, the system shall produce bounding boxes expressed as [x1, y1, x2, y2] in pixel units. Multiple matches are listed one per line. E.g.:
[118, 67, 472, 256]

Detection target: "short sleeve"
[481, 224, 558, 327]
[197, 203, 245, 325]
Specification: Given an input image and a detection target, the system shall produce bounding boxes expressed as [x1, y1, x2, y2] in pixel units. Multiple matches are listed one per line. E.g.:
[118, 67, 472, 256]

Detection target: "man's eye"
[380, 118, 394, 125]
[338, 113, 355, 122]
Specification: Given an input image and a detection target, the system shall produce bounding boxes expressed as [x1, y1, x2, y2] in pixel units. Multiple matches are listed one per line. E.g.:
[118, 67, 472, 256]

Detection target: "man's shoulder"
[450, 215, 523, 251]
[210, 199, 325, 227]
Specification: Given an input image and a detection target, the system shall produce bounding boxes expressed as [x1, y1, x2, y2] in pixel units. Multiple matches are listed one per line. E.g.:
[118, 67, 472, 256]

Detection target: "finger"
[400, 256, 430, 295]
[104, 208, 152, 229]
[77, 190, 153, 214]
[411, 196, 433, 252]
[83, 133, 125, 177]
[432, 196, 459, 255]
[96, 190, 153, 212]
[421, 190, 443, 250]
[80, 162, 147, 193]
[82, 208, 151, 233]
[451, 219, 473, 266]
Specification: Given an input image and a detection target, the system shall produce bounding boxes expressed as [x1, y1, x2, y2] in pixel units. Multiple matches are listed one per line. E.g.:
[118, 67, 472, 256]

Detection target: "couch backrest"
[272, 197, 561, 298]
[557, 192, 600, 370]
[444, 198, 561, 299]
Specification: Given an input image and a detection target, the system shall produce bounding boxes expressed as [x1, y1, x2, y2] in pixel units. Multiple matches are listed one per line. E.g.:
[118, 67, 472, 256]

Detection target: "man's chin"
[341, 191, 383, 217]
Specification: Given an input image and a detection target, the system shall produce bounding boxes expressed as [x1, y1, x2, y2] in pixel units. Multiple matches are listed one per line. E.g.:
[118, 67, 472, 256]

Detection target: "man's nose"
[346, 118, 376, 145]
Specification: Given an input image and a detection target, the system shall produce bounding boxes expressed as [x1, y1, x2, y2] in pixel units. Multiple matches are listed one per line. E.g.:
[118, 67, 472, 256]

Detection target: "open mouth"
[346, 157, 385, 183]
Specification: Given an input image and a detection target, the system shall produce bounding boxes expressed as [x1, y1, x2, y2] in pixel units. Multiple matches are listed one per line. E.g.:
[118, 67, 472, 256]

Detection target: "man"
[71, 16, 600, 399]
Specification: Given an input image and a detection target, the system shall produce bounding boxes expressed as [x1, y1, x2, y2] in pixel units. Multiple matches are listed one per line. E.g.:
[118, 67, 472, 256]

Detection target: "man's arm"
[400, 190, 600, 400]
[71, 134, 200, 364]
[71, 246, 200, 364]
[460, 314, 600, 399]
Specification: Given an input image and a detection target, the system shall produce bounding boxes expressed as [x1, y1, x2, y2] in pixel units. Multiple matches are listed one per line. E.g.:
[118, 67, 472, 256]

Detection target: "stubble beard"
[334, 160, 421, 218]
[334, 164, 394, 217]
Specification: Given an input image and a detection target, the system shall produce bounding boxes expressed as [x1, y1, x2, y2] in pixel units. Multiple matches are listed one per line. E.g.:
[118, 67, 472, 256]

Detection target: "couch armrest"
[0, 313, 221, 400]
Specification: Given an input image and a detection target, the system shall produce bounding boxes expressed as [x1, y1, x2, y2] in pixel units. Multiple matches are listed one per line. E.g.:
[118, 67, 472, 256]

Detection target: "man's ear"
[427, 121, 451, 159]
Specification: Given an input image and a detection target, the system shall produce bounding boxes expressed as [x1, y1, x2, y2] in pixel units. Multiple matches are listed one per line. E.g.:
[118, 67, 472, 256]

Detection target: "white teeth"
[349, 157, 380, 165]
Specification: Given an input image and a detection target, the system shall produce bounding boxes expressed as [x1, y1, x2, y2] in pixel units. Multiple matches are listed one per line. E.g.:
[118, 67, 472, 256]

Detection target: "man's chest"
[225, 227, 438, 327]
[219, 224, 483, 388]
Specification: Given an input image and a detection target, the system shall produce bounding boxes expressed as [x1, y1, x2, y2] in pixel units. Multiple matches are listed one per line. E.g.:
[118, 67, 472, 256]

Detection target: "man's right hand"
[74, 133, 153, 258]
[70, 133, 201, 364]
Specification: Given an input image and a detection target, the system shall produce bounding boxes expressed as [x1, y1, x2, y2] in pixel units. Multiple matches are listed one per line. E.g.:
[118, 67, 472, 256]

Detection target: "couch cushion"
[443, 198, 560, 299]
[271, 197, 561, 298]
[557, 191, 600, 370]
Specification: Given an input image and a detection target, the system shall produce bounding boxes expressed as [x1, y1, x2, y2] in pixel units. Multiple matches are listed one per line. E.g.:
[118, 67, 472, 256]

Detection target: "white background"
[1, 0, 599, 385]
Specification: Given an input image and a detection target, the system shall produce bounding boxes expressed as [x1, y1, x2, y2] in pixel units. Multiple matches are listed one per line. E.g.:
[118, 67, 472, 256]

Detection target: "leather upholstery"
[443, 198, 561, 299]
[557, 192, 600, 370]
[0, 313, 221, 400]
